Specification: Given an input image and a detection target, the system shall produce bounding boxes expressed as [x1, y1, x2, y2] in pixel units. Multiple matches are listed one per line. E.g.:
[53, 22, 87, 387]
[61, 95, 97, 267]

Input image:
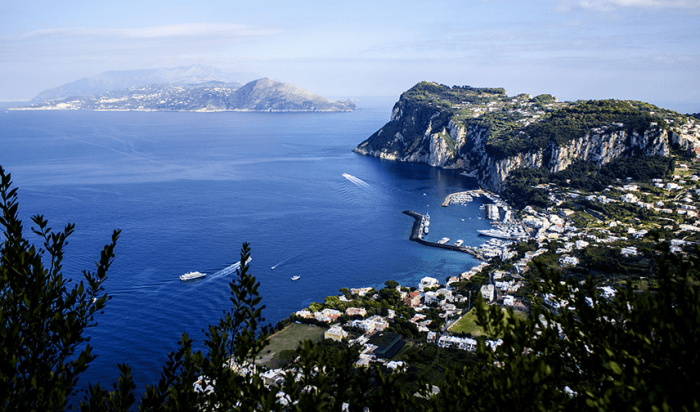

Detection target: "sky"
[1, 0, 699, 111]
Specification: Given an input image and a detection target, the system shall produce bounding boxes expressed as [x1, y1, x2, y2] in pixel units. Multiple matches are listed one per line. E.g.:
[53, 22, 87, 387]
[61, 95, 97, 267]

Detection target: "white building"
[621, 246, 638, 257]
[480, 284, 495, 302]
[559, 255, 579, 266]
[419, 276, 439, 291]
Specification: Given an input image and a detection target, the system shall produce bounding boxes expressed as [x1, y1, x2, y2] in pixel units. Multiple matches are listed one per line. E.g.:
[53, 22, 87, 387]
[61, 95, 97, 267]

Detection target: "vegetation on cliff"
[396, 82, 687, 160]
[502, 156, 676, 208]
[356, 82, 699, 194]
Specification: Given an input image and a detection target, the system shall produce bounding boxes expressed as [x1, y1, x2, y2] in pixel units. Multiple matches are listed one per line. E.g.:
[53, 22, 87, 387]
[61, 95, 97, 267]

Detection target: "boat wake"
[201, 258, 252, 283]
[342, 173, 372, 189]
[110, 279, 175, 295]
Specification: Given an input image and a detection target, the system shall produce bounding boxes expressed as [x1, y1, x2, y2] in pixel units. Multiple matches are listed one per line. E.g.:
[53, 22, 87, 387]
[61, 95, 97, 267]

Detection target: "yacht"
[291, 276, 300, 281]
[180, 271, 205, 281]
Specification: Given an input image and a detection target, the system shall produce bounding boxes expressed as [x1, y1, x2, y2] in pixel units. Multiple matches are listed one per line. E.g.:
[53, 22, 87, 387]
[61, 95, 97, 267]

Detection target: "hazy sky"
[1, 0, 699, 110]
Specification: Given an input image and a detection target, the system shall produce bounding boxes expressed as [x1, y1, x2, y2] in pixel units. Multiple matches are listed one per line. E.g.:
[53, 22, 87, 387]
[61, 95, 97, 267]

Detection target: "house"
[402, 290, 421, 307]
[367, 315, 388, 331]
[349, 319, 375, 333]
[295, 310, 313, 319]
[599, 286, 616, 299]
[559, 255, 579, 266]
[324, 325, 348, 342]
[621, 246, 638, 257]
[492, 270, 507, 280]
[480, 284, 495, 302]
[419, 276, 439, 291]
[423, 291, 439, 305]
[345, 307, 367, 317]
[427, 331, 437, 343]
[435, 288, 454, 302]
[437, 335, 477, 352]
[350, 287, 373, 296]
[503, 295, 515, 306]
[315, 308, 341, 323]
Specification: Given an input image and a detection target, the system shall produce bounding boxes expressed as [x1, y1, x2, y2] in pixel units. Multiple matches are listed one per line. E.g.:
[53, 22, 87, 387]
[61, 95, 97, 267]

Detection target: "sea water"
[0, 100, 494, 395]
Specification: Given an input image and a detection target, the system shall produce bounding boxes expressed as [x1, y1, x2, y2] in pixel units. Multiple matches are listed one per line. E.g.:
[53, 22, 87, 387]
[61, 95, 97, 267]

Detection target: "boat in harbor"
[454, 239, 464, 247]
[477, 228, 527, 240]
[291, 275, 300, 281]
[180, 271, 205, 281]
[438, 237, 450, 244]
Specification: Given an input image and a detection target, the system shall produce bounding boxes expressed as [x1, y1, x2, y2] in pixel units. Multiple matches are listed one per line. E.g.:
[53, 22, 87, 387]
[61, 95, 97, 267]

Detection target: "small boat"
[180, 271, 205, 281]
[291, 276, 300, 281]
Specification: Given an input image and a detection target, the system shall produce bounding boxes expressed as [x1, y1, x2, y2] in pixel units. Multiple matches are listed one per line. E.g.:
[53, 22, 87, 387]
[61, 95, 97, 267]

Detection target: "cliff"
[354, 82, 700, 192]
[16, 78, 355, 113]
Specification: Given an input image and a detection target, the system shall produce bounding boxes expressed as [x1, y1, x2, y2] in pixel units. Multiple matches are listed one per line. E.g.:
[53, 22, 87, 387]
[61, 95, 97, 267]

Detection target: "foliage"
[400, 82, 507, 107]
[429, 247, 700, 411]
[484, 99, 667, 159]
[501, 155, 675, 208]
[0, 166, 121, 411]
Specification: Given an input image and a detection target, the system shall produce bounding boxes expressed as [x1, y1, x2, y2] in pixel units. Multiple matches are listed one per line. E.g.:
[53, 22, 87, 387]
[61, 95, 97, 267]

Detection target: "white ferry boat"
[291, 276, 300, 281]
[180, 271, 205, 281]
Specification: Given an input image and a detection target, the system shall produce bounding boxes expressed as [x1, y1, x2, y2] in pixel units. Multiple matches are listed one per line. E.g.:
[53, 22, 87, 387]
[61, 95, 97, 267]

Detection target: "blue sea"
[0, 100, 494, 396]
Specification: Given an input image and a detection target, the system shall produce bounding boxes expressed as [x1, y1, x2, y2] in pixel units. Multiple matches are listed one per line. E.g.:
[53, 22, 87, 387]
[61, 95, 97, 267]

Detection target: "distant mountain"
[31, 65, 255, 103]
[16, 78, 356, 112]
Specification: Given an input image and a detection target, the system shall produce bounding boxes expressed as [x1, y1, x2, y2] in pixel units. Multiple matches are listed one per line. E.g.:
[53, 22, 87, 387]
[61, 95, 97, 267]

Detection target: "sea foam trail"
[342, 173, 372, 189]
[201, 257, 252, 283]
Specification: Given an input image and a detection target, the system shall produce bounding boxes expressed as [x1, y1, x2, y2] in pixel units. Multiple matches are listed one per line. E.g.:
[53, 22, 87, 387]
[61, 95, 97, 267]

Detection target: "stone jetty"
[403, 210, 483, 259]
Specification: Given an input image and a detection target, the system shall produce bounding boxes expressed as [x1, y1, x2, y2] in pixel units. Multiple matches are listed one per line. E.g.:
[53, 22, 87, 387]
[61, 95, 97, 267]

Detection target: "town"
[242, 154, 700, 395]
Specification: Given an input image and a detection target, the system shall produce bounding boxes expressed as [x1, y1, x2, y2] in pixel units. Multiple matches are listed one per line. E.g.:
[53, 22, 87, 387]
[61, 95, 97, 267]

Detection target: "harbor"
[403, 210, 484, 259]
[406, 188, 532, 262]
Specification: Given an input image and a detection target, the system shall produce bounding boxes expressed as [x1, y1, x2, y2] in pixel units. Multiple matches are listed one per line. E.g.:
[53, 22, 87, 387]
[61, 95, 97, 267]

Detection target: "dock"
[403, 210, 483, 259]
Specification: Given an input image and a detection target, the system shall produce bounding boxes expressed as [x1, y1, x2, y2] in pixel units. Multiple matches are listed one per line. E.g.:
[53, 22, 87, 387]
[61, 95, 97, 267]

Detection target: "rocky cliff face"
[355, 83, 700, 192]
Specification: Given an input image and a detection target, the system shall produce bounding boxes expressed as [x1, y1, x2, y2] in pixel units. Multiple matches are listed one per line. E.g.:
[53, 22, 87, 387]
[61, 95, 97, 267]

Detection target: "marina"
[403, 210, 483, 259]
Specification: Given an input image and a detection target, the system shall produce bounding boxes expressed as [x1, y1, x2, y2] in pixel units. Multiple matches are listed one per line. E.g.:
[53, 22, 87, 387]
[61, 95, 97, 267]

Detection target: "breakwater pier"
[403, 210, 483, 259]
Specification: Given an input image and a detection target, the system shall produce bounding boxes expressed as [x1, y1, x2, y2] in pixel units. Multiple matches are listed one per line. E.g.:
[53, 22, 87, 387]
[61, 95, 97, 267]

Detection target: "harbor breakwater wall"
[402, 210, 482, 259]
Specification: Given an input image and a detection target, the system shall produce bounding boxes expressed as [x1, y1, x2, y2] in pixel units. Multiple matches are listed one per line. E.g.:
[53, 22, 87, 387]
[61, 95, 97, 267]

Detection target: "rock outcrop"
[355, 82, 700, 192]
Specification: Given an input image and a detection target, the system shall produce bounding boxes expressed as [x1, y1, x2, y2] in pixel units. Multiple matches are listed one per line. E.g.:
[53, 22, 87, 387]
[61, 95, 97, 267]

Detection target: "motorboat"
[180, 271, 205, 281]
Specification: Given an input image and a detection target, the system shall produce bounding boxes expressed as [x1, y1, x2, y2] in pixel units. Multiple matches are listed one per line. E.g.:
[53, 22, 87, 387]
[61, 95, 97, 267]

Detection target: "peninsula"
[354, 82, 700, 192]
